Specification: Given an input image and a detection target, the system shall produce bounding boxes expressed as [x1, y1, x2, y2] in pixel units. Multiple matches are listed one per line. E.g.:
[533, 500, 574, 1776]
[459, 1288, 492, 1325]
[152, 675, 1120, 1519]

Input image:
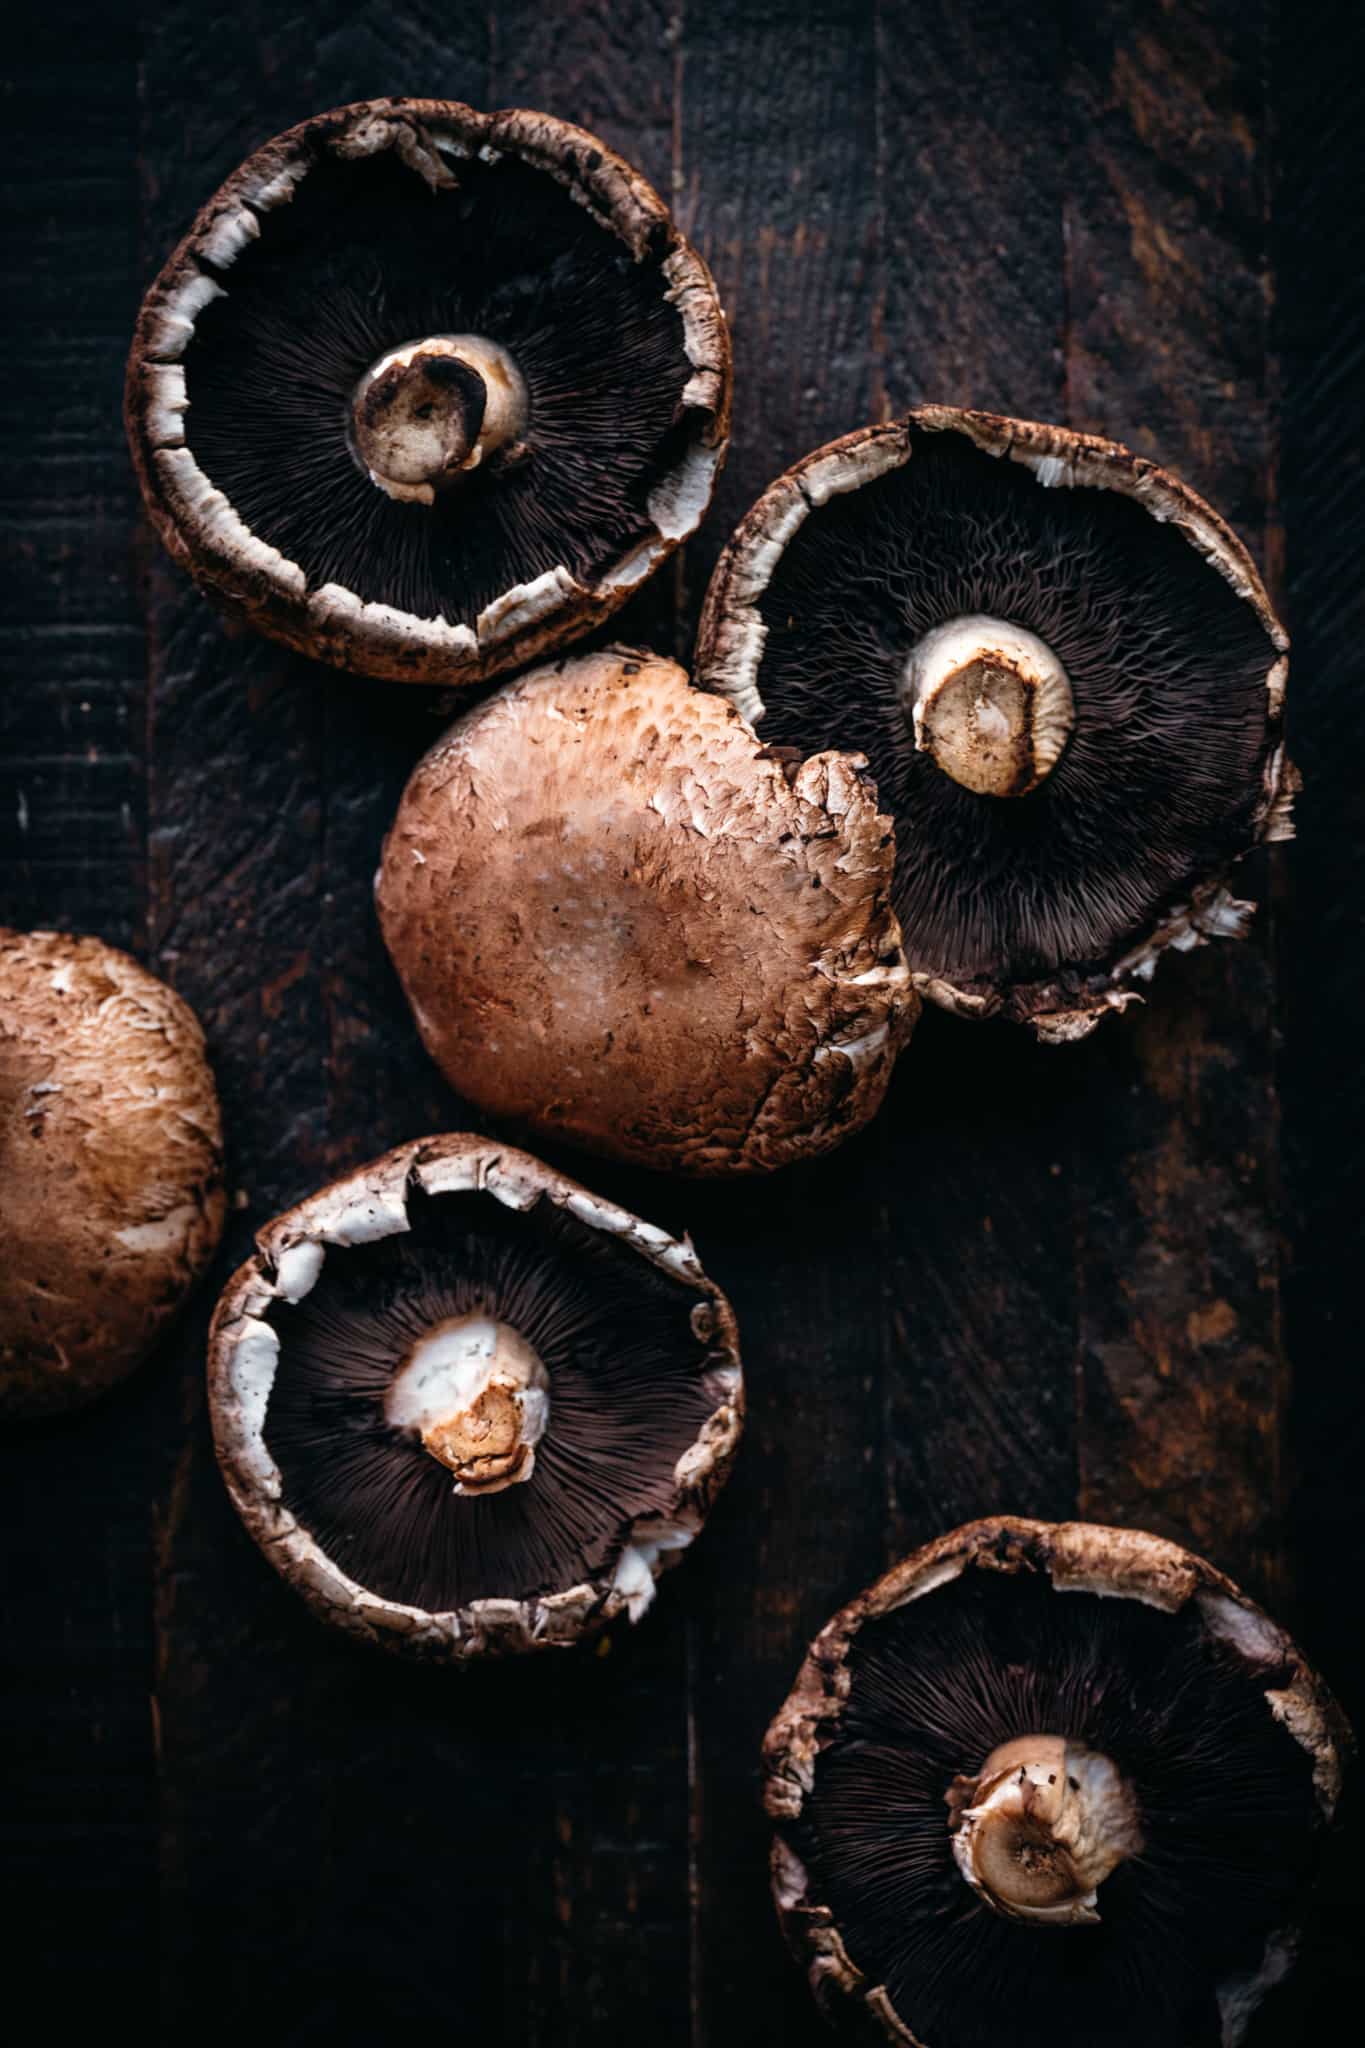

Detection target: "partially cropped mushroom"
[697, 410, 1294, 1040]
[1, 929, 225, 1418]
[126, 97, 730, 685]
[376, 647, 917, 1175]
[208, 1136, 742, 1657]
[765, 1517, 1349, 2048]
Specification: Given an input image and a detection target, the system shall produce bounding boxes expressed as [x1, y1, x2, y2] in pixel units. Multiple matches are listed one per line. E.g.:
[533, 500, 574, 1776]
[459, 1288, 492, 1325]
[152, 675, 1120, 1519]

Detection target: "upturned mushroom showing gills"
[125, 98, 730, 686]
[764, 1518, 1349, 2048]
[376, 647, 917, 1175]
[207, 1137, 743, 1658]
[697, 409, 1294, 1041]
[1, 929, 226, 1418]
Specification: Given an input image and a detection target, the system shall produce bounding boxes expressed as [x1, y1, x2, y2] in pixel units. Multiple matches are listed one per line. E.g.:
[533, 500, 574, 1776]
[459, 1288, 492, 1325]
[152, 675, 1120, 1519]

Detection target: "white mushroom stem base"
[901, 615, 1076, 798]
[350, 334, 529, 505]
[947, 1735, 1143, 1926]
[384, 1316, 549, 1494]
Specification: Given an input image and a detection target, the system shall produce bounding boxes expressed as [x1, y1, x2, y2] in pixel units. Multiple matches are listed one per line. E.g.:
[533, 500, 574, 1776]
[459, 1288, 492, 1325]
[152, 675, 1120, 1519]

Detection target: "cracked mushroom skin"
[375, 648, 917, 1176]
[0, 930, 226, 1419]
[207, 1136, 743, 1659]
[697, 409, 1294, 1040]
[764, 1518, 1350, 2048]
[125, 98, 730, 687]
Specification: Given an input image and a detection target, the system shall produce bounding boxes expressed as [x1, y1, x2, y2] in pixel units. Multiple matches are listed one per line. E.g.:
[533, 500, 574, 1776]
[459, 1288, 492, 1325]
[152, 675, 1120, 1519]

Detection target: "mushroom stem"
[946, 1735, 1142, 1926]
[384, 1315, 549, 1494]
[901, 615, 1075, 797]
[350, 334, 529, 505]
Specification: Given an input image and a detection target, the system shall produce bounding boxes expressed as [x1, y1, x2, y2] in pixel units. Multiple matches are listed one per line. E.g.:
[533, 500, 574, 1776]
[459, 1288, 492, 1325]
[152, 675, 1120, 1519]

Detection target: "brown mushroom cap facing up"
[207, 1136, 743, 1659]
[697, 409, 1294, 1041]
[375, 647, 918, 1175]
[125, 98, 730, 686]
[765, 1517, 1349, 2048]
[0, 930, 226, 1418]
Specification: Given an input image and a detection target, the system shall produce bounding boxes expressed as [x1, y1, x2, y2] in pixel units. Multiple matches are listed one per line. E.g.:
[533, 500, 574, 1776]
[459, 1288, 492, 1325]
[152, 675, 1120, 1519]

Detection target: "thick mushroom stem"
[350, 334, 529, 505]
[384, 1315, 549, 1494]
[900, 615, 1075, 798]
[946, 1735, 1143, 1926]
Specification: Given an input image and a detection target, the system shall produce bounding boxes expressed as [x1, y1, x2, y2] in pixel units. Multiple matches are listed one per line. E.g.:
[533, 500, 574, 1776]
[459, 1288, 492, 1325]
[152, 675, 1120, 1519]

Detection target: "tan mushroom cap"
[0, 930, 226, 1418]
[376, 648, 918, 1175]
[124, 97, 731, 687]
[764, 1516, 1351, 2048]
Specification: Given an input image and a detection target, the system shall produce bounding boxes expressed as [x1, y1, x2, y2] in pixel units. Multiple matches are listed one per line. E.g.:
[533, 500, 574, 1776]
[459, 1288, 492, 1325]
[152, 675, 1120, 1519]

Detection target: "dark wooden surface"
[3, 3, 1361, 2040]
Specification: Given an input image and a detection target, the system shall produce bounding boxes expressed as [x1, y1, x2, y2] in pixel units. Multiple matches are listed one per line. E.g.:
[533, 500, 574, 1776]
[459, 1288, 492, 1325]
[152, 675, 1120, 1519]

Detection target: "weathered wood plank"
[1062, 18, 1327, 2034]
[676, 7, 917, 2040]
[135, 11, 496, 2036]
[0, 31, 145, 945]
[486, 15, 697, 2039]
[873, 0, 1077, 1552]
[878, 0, 1070, 422]
[677, 0, 883, 572]
[1062, 0, 1286, 1605]
[1277, 0, 1365, 2030]
[0, 18, 162, 2029]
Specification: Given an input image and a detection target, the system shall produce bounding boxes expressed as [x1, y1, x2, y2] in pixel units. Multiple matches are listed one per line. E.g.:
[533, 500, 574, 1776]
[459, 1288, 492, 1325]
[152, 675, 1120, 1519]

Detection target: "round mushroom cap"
[765, 1516, 1349, 2048]
[375, 647, 918, 1176]
[697, 409, 1294, 1040]
[0, 929, 226, 1418]
[125, 98, 730, 687]
[208, 1135, 743, 1659]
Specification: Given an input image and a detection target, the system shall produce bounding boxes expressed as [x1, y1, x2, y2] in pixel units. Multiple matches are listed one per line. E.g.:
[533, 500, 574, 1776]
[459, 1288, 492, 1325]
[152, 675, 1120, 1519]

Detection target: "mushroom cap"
[0, 929, 226, 1418]
[697, 409, 1294, 1040]
[125, 97, 730, 687]
[207, 1135, 743, 1659]
[764, 1516, 1350, 2048]
[375, 647, 918, 1175]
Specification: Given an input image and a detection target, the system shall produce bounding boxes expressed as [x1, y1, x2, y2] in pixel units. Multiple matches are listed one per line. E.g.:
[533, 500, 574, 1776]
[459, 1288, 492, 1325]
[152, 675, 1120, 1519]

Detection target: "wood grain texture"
[485, 13, 696, 2039]
[1, 2, 1360, 2043]
[0, 24, 146, 950]
[675, 9, 894, 2039]
[1060, 18, 1317, 2036]
[0, 16, 162, 2028]
[1277, 0, 1365, 2029]
[1063, 0, 1286, 1601]
[135, 9, 496, 2037]
[878, 0, 1069, 421]
[873, 0, 1079, 1550]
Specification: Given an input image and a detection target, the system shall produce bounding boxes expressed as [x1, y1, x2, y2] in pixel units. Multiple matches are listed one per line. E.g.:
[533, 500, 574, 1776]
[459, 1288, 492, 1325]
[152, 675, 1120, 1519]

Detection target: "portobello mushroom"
[126, 98, 730, 685]
[765, 1517, 1349, 2048]
[208, 1135, 743, 1658]
[697, 410, 1294, 1040]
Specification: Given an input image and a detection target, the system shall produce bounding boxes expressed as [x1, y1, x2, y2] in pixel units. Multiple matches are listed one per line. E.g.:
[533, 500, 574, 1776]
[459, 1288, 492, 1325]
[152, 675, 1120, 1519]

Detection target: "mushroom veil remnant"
[697, 409, 1294, 1040]
[1, 929, 226, 1418]
[126, 98, 730, 686]
[764, 1518, 1349, 2048]
[207, 1136, 743, 1658]
[377, 647, 917, 1175]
